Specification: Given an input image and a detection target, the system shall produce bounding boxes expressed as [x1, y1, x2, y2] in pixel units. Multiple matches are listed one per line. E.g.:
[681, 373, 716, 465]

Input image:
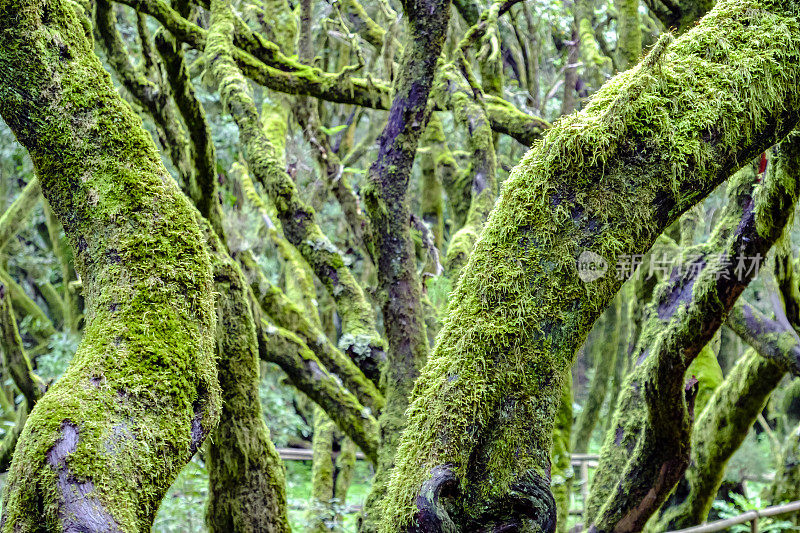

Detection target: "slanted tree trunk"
[381, 3, 800, 530]
[0, 0, 221, 528]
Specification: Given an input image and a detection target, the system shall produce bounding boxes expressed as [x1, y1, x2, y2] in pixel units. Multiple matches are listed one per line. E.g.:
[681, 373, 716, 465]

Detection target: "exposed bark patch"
[105, 249, 121, 263]
[472, 171, 488, 196]
[465, 471, 557, 533]
[409, 464, 459, 533]
[657, 261, 704, 320]
[46, 420, 121, 532]
[307, 360, 327, 381]
[104, 421, 134, 455]
[189, 400, 206, 455]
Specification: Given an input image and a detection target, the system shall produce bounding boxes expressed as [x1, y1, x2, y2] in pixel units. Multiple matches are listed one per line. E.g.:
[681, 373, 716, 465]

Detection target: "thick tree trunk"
[0, 0, 221, 528]
[381, 2, 800, 530]
[359, 0, 450, 526]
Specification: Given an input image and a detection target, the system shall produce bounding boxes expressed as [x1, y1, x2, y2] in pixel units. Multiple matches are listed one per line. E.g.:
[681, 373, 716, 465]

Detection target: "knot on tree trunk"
[408, 466, 557, 533]
[408, 464, 459, 533]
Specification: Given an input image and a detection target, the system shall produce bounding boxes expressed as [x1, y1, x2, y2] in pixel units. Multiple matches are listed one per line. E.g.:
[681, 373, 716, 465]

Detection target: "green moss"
[0, 0, 221, 528]
[204, 1, 386, 386]
[203, 224, 290, 532]
[420, 116, 447, 252]
[440, 63, 498, 281]
[572, 295, 621, 454]
[614, 0, 642, 70]
[239, 250, 384, 413]
[551, 373, 573, 533]
[253, 314, 380, 463]
[588, 131, 800, 530]
[308, 406, 336, 533]
[0, 177, 40, 252]
[0, 287, 46, 407]
[380, 2, 800, 529]
[683, 332, 722, 418]
[651, 349, 785, 530]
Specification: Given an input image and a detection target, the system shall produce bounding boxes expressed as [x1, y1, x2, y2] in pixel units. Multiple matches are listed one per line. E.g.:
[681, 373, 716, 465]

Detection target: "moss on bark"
[420, 117, 446, 253]
[308, 406, 337, 532]
[381, 3, 800, 529]
[358, 0, 450, 525]
[440, 63, 498, 282]
[252, 304, 379, 462]
[572, 296, 621, 454]
[588, 130, 800, 532]
[613, 0, 642, 70]
[203, 225, 290, 533]
[113, 0, 549, 147]
[551, 372, 573, 533]
[0, 0, 221, 527]
[649, 349, 784, 531]
[204, 0, 387, 386]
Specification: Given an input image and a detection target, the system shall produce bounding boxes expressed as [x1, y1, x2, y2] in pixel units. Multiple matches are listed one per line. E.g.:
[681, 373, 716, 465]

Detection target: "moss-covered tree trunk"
[358, 0, 451, 525]
[419, 118, 446, 254]
[604, 286, 631, 435]
[204, 226, 290, 533]
[768, 420, 800, 523]
[0, 0, 222, 528]
[381, 3, 800, 530]
[650, 349, 785, 530]
[614, 0, 641, 70]
[0, 283, 46, 471]
[309, 405, 337, 533]
[551, 373, 573, 533]
[587, 132, 800, 532]
[440, 62, 498, 282]
[204, 0, 386, 388]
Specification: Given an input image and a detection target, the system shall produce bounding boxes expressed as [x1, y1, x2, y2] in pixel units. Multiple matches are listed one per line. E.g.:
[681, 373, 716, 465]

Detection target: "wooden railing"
[668, 500, 800, 533]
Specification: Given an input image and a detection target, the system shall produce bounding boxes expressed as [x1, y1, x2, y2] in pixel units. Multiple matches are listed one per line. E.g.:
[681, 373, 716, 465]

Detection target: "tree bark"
[359, 0, 450, 526]
[0, 0, 221, 528]
[381, 3, 800, 530]
[587, 132, 800, 532]
[203, 225, 290, 532]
